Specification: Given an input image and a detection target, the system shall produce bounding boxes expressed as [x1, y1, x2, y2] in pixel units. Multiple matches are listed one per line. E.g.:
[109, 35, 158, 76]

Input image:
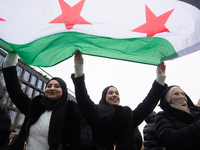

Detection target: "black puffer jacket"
[155, 86, 200, 150]
[143, 111, 164, 150]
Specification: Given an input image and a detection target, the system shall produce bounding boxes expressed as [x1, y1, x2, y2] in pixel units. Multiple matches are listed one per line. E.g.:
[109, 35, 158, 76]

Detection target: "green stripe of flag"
[0, 32, 176, 67]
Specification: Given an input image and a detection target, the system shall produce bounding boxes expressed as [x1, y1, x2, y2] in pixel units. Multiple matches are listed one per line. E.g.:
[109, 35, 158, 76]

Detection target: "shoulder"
[30, 95, 44, 108]
[67, 100, 78, 109]
[66, 100, 80, 116]
[155, 111, 168, 121]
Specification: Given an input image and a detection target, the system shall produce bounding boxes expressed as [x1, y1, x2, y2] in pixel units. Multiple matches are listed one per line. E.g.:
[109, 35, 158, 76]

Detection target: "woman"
[71, 50, 167, 150]
[2, 53, 81, 150]
[155, 86, 200, 150]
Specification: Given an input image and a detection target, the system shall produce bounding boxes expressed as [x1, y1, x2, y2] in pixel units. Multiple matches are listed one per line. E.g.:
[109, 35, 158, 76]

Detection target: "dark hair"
[99, 85, 118, 104]
[10, 129, 16, 133]
[46, 77, 68, 98]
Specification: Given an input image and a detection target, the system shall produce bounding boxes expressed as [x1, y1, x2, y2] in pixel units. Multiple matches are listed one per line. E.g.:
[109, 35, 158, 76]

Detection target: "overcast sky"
[38, 50, 200, 137]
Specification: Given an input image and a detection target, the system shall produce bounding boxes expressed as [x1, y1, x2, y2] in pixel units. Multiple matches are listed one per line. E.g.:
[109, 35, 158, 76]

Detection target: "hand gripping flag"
[0, 0, 200, 67]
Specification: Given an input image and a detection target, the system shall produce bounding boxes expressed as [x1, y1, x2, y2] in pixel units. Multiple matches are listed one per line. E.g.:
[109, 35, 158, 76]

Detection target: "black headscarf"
[95, 86, 116, 121]
[41, 77, 68, 146]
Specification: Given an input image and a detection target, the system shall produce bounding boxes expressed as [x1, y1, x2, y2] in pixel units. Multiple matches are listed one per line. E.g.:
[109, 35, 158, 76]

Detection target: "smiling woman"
[2, 53, 82, 150]
[45, 79, 63, 101]
[104, 86, 120, 106]
[71, 50, 167, 150]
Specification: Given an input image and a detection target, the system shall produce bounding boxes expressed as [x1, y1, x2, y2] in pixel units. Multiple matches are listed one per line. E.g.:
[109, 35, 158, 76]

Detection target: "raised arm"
[2, 53, 31, 114]
[71, 50, 96, 122]
[156, 62, 166, 85]
[132, 62, 167, 127]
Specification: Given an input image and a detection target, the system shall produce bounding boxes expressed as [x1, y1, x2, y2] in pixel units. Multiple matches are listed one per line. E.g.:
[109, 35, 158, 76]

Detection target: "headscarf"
[195, 98, 200, 107]
[41, 77, 68, 145]
[95, 86, 116, 121]
[162, 86, 190, 114]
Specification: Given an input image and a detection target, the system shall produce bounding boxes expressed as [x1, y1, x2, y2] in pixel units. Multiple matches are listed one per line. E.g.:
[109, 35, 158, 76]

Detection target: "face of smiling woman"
[45, 80, 63, 100]
[106, 87, 120, 106]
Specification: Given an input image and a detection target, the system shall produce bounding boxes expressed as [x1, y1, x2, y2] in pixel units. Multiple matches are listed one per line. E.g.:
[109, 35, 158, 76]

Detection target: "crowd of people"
[0, 51, 200, 150]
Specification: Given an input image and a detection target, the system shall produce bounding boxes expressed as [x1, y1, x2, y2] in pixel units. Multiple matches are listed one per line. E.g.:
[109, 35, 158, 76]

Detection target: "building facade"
[0, 49, 76, 133]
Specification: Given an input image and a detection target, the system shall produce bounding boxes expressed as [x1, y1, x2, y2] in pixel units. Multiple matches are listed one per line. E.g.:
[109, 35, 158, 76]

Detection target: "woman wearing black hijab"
[71, 50, 167, 150]
[2, 53, 81, 150]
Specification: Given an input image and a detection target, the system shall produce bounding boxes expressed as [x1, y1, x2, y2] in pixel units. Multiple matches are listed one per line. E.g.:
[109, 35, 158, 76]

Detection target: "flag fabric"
[0, 0, 200, 67]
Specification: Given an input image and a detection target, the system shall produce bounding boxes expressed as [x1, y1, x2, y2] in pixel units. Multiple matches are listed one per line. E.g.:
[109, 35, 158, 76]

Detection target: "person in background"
[0, 82, 11, 149]
[8, 130, 16, 146]
[71, 50, 167, 150]
[2, 53, 81, 150]
[0, 130, 16, 150]
[143, 111, 165, 150]
[155, 85, 200, 150]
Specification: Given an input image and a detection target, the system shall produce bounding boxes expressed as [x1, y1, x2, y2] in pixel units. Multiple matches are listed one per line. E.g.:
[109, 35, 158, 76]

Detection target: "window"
[7, 97, 12, 106]
[18, 113, 25, 126]
[0, 55, 5, 67]
[37, 79, 43, 89]
[26, 86, 33, 98]
[23, 70, 30, 82]
[0, 77, 5, 86]
[1, 92, 8, 105]
[43, 83, 46, 91]
[1, 92, 12, 106]
[16, 66, 23, 77]
[33, 90, 40, 97]
[30, 75, 37, 86]
[21, 83, 26, 92]
[9, 110, 17, 124]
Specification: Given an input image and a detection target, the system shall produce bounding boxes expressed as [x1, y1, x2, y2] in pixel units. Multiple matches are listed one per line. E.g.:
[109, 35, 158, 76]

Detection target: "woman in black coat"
[2, 53, 81, 150]
[155, 85, 200, 150]
[71, 51, 167, 150]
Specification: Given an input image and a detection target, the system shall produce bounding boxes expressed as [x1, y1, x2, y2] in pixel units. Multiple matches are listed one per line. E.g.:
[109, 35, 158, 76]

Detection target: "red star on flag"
[49, 0, 91, 30]
[132, 5, 174, 37]
[0, 18, 5, 21]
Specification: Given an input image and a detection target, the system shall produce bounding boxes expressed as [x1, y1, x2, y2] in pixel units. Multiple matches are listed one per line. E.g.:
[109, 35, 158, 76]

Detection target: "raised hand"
[74, 50, 83, 65]
[156, 62, 166, 75]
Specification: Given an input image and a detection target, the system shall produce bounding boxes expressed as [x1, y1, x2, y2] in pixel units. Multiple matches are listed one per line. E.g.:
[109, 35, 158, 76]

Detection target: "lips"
[111, 98, 118, 102]
[49, 92, 56, 95]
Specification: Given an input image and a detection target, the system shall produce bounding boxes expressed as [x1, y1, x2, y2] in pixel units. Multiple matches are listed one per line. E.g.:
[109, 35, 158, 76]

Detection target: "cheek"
[58, 89, 63, 96]
[44, 89, 48, 96]
[105, 95, 111, 101]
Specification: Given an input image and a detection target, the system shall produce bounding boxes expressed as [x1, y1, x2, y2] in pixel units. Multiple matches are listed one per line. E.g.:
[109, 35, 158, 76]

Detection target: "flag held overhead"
[0, 0, 200, 67]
